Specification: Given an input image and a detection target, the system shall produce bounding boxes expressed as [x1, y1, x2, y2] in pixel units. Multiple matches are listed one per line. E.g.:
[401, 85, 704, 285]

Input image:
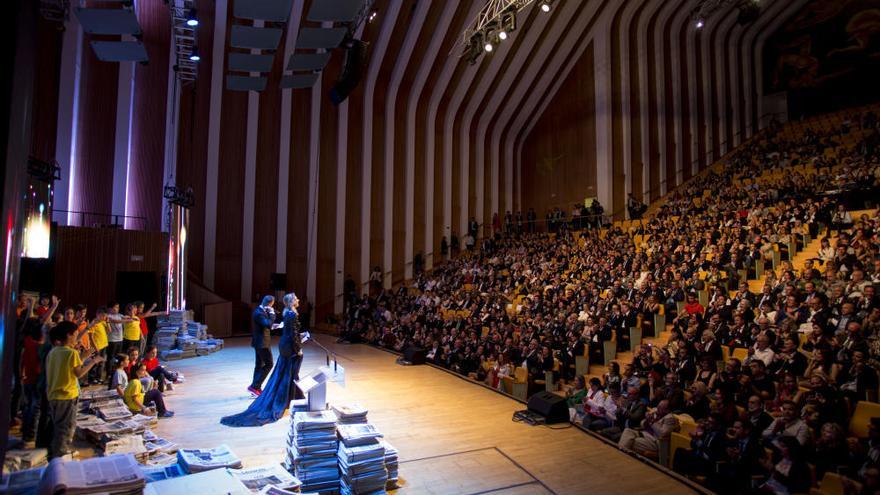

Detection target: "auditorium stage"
[153, 335, 695, 495]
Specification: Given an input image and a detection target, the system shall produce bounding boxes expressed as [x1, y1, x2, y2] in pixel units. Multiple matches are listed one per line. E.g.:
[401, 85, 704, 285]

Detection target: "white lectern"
[295, 363, 345, 412]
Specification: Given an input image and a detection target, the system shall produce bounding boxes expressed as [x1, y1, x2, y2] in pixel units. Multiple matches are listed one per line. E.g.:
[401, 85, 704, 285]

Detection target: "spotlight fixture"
[695, 19, 704, 28]
[186, 8, 198, 26]
[189, 48, 200, 61]
[540, 1, 551, 13]
[460, 1, 525, 64]
[369, 10, 377, 22]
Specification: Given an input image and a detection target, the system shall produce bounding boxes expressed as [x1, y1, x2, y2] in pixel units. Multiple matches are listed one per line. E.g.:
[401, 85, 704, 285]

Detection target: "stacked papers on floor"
[95, 404, 133, 422]
[0, 465, 45, 494]
[145, 437, 179, 455]
[338, 439, 387, 495]
[143, 465, 250, 495]
[159, 349, 184, 361]
[141, 463, 187, 483]
[380, 441, 398, 488]
[337, 424, 383, 447]
[2, 448, 48, 473]
[178, 444, 242, 473]
[332, 403, 368, 425]
[228, 464, 302, 493]
[287, 410, 339, 493]
[37, 453, 145, 495]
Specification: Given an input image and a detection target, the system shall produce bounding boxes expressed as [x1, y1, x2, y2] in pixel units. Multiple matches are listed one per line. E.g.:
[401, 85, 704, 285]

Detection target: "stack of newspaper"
[2, 448, 48, 472]
[37, 453, 146, 495]
[337, 424, 383, 447]
[331, 403, 368, 425]
[95, 403, 133, 422]
[185, 321, 208, 340]
[141, 463, 187, 483]
[286, 410, 339, 493]
[337, 440, 387, 495]
[337, 424, 387, 495]
[143, 466, 250, 495]
[229, 464, 302, 493]
[177, 444, 242, 473]
[380, 441, 398, 489]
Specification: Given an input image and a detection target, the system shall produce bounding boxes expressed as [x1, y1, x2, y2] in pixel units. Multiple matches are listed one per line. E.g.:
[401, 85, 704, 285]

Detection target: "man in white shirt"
[747, 335, 775, 368]
[762, 400, 810, 446]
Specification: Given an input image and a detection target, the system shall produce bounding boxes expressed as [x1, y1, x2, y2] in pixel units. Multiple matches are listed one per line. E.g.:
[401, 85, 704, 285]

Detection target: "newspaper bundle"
[380, 440, 399, 489]
[331, 403, 368, 425]
[36, 453, 145, 495]
[2, 448, 48, 472]
[336, 424, 383, 447]
[143, 462, 250, 495]
[177, 444, 243, 473]
[140, 463, 186, 483]
[286, 410, 339, 493]
[228, 464, 302, 493]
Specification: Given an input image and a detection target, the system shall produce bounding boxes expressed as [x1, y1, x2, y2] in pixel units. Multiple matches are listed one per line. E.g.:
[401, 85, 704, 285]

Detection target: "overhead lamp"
[186, 8, 198, 27]
[484, 42, 493, 52]
[540, 1, 551, 13]
[695, 18, 704, 29]
[369, 10, 377, 22]
[189, 48, 200, 61]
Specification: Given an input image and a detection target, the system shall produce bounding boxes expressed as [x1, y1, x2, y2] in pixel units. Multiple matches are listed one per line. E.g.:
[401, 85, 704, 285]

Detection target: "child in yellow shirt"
[45, 321, 104, 458]
[124, 363, 173, 418]
[87, 307, 110, 385]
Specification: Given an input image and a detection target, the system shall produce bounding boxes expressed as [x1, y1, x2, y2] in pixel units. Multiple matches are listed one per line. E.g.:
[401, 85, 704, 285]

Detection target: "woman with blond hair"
[222, 292, 306, 427]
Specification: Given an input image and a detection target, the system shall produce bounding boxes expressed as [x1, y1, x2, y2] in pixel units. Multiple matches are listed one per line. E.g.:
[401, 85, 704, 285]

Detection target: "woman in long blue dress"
[221, 292, 305, 427]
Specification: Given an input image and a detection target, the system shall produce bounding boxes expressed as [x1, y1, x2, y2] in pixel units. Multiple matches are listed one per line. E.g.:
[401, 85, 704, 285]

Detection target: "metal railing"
[52, 209, 148, 230]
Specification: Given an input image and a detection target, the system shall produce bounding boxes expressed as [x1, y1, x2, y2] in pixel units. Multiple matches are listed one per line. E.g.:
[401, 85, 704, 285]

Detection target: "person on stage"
[221, 292, 306, 427]
[248, 295, 276, 397]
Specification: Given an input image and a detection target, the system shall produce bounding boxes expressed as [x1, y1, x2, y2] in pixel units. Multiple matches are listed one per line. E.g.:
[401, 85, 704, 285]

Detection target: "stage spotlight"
[695, 19, 704, 29]
[499, 31, 507, 40]
[540, 1, 551, 13]
[189, 48, 200, 61]
[186, 8, 198, 27]
[484, 42, 493, 52]
[369, 10, 377, 22]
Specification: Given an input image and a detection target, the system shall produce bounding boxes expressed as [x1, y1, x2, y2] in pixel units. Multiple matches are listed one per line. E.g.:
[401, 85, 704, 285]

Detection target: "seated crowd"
[341, 106, 880, 493]
[11, 295, 181, 459]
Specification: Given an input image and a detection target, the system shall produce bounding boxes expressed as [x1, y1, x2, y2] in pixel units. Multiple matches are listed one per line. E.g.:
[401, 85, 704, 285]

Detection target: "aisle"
[153, 335, 695, 495]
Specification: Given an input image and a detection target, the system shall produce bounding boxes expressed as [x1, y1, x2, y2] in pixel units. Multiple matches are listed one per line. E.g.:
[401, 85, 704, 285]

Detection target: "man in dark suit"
[249, 295, 276, 396]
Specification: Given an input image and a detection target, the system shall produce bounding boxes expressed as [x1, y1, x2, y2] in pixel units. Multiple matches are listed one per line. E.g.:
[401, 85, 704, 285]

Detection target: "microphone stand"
[305, 333, 338, 372]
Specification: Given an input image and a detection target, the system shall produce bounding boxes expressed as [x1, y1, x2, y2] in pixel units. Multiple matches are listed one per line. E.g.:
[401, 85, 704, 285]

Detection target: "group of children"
[14, 295, 180, 459]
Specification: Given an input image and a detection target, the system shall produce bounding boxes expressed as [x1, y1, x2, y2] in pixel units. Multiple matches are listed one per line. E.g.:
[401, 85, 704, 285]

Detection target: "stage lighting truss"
[461, 0, 533, 65]
[169, 0, 199, 82]
[163, 184, 195, 209]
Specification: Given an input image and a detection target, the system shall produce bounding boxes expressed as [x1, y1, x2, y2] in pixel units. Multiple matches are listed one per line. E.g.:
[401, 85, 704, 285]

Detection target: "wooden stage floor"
[153, 335, 695, 495]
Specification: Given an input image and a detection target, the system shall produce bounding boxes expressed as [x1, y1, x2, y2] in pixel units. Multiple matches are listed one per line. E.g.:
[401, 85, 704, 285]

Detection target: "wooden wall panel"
[175, 0, 215, 283]
[521, 42, 596, 215]
[611, 2, 628, 219]
[53, 227, 168, 312]
[285, 90, 311, 301]
[212, 15, 248, 302]
[71, 36, 118, 223]
[31, 16, 63, 163]
[628, 2, 646, 199]
[251, 29, 287, 300]
[316, 58, 342, 317]
[678, 22, 692, 181]
[128, 0, 170, 231]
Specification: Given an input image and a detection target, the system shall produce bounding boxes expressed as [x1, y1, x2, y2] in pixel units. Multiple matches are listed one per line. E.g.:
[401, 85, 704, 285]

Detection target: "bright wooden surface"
[153, 336, 695, 495]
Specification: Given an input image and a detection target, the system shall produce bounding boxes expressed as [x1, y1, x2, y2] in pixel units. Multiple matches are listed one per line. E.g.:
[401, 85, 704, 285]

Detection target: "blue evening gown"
[220, 309, 304, 427]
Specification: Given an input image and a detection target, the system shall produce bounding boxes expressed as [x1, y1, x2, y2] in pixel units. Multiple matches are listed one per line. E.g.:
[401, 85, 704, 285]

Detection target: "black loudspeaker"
[403, 346, 426, 365]
[270, 273, 287, 291]
[329, 39, 368, 105]
[527, 391, 569, 424]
